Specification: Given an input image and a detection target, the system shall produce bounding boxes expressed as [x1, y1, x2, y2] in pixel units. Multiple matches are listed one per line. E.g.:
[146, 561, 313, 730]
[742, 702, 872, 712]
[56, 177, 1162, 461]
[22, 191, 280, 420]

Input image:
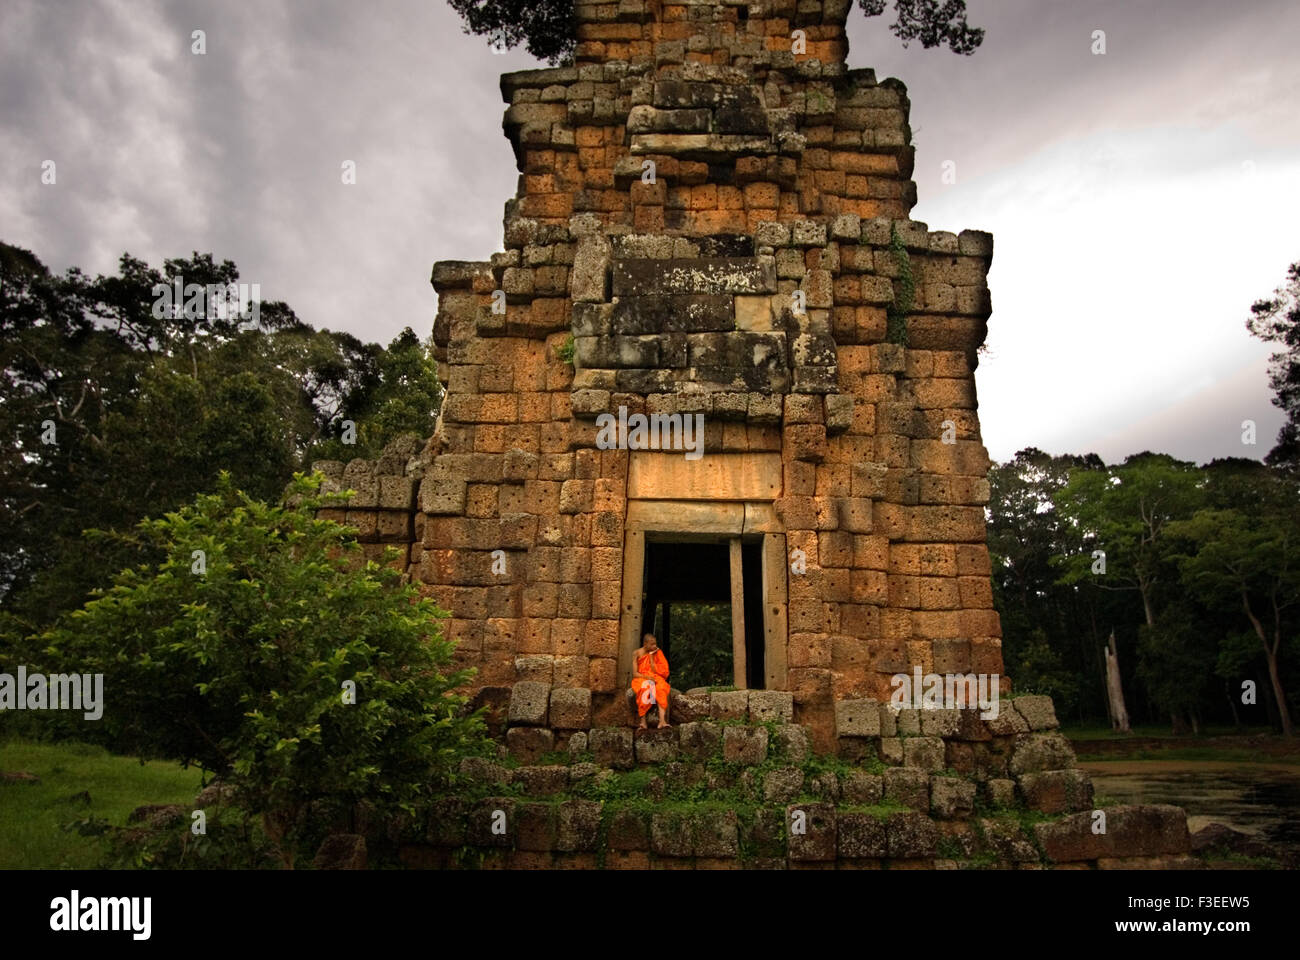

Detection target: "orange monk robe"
[630, 649, 670, 717]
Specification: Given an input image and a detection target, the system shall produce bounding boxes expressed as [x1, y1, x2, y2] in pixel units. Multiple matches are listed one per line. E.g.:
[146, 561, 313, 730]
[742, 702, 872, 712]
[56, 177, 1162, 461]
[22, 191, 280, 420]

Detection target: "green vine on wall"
[886, 223, 914, 346]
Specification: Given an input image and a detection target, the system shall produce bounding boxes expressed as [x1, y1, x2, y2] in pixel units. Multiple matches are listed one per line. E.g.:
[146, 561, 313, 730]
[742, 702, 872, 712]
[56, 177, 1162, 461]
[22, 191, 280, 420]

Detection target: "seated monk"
[630, 632, 670, 729]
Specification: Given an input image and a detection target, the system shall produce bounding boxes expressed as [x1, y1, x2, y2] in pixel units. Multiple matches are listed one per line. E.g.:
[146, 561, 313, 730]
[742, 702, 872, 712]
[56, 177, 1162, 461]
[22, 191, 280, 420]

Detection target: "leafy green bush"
[35, 473, 490, 867]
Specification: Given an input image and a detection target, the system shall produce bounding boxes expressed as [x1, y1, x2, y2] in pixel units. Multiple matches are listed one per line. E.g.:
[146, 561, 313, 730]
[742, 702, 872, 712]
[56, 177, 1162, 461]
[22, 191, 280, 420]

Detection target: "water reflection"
[1081, 762, 1300, 855]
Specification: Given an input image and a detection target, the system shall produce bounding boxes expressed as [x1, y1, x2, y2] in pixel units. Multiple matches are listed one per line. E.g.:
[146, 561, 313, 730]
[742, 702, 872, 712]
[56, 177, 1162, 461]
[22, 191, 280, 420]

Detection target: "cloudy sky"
[3, 0, 1298, 465]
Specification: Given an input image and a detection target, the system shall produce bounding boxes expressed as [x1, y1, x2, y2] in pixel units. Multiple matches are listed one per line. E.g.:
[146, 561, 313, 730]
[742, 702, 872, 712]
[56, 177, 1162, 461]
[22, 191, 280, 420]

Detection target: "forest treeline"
[0, 242, 442, 630]
[990, 448, 1297, 735]
[3, 243, 1298, 735]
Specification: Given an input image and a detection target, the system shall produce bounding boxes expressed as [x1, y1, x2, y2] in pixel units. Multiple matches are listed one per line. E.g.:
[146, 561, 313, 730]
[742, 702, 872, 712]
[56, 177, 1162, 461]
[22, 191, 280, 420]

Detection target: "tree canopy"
[448, 0, 984, 65]
[0, 242, 441, 629]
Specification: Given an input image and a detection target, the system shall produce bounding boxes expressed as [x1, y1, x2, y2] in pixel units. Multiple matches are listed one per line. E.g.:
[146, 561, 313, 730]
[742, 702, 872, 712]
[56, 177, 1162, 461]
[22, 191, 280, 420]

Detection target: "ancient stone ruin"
[311, 0, 1193, 868]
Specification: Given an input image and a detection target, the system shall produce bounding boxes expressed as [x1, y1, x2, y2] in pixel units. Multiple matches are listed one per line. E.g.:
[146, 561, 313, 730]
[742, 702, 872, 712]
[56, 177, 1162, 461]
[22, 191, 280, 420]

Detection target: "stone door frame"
[616, 512, 788, 691]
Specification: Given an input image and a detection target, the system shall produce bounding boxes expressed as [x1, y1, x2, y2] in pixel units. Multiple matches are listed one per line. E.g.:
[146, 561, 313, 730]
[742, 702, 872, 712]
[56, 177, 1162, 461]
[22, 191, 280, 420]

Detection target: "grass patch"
[1077, 747, 1300, 764]
[1062, 723, 1277, 741]
[0, 738, 204, 869]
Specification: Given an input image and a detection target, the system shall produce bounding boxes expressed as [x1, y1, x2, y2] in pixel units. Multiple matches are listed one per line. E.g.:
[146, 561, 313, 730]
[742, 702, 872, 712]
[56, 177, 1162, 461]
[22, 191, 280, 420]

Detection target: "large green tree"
[1246, 260, 1300, 470]
[1168, 466, 1299, 736]
[0, 243, 441, 629]
[36, 474, 489, 867]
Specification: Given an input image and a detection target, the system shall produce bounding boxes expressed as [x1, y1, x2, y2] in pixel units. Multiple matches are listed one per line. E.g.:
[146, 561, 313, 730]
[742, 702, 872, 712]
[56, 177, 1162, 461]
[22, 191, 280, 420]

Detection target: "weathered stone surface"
[763, 767, 805, 802]
[314, 834, 367, 870]
[507, 681, 550, 727]
[548, 687, 592, 729]
[670, 689, 712, 723]
[1012, 695, 1059, 731]
[613, 259, 773, 297]
[986, 778, 1017, 808]
[919, 708, 960, 737]
[903, 736, 946, 772]
[883, 767, 929, 811]
[979, 817, 1039, 862]
[834, 698, 880, 737]
[468, 798, 515, 847]
[895, 707, 921, 735]
[985, 706, 1029, 736]
[590, 727, 634, 769]
[512, 765, 568, 796]
[837, 812, 888, 859]
[774, 725, 811, 764]
[459, 756, 509, 787]
[635, 727, 679, 763]
[929, 777, 975, 819]
[515, 802, 558, 851]
[748, 690, 794, 723]
[557, 799, 603, 852]
[608, 809, 649, 850]
[1034, 805, 1190, 863]
[786, 802, 836, 861]
[1008, 734, 1076, 775]
[506, 726, 555, 764]
[886, 812, 940, 858]
[710, 689, 749, 720]
[839, 770, 883, 805]
[693, 811, 740, 857]
[722, 726, 768, 765]
[650, 811, 693, 857]
[677, 721, 722, 759]
[1017, 769, 1093, 814]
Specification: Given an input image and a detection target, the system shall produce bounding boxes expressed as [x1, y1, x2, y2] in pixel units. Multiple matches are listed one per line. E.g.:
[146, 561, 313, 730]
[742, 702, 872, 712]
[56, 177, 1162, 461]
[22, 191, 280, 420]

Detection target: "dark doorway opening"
[641, 538, 765, 689]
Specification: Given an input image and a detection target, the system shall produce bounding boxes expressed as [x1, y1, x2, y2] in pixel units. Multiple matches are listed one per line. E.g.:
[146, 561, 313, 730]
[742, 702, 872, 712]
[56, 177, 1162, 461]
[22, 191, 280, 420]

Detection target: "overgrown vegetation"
[9, 474, 491, 868]
[885, 224, 914, 345]
[0, 242, 441, 632]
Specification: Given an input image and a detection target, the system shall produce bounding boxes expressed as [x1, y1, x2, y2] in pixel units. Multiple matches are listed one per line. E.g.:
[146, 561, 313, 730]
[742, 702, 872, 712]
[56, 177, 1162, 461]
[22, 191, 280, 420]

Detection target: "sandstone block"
[635, 727, 679, 763]
[903, 737, 946, 772]
[710, 689, 749, 720]
[763, 767, 805, 803]
[677, 721, 722, 759]
[1017, 769, 1093, 814]
[507, 681, 550, 727]
[930, 777, 975, 819]
[834, 699, 881, 737]
[748, 690, 794, 723]
[840, 770, 883, 805]
[1008, 734, 1076, 775]
[1012, 695, 1059, 731]
[1034, 805, 1190, 863]
[722, 726, 768, 765]
[886, 812, 939, 858]
[786, 802, 836, 861]
[838, 812, 888, 859]
[883, 768, 929, 811]
[590, 726, 635, 769]
[549, 687, 592, 729]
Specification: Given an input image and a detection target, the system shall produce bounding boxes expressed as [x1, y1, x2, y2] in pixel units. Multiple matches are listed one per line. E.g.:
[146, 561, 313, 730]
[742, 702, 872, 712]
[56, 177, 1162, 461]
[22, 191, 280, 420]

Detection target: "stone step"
[415, 786, 1194, 870]
[506, 682, 795, 730]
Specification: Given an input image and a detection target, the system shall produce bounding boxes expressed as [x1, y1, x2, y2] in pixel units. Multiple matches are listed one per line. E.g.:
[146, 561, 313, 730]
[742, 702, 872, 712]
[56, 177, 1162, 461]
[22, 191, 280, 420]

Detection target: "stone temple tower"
[418, 0, 1000, 750]
[310, 1, 1196, 867]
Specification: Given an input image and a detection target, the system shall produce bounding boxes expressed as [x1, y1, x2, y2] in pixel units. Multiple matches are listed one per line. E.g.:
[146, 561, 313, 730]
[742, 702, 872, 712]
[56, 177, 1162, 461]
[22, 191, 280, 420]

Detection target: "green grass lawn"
[0, 738, 204, 869]
[1062, 723, 1279, 740]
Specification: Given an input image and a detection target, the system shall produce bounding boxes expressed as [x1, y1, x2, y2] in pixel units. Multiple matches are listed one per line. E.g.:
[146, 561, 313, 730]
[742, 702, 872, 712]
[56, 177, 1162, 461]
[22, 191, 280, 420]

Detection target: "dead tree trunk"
[1104, 629, 1131, 733]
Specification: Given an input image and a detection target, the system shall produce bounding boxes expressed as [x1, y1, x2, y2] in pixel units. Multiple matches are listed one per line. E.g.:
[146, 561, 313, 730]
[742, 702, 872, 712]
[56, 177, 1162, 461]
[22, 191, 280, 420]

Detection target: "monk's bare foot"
[659, 720, 671, 728]
[637, 721, 648, 730]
